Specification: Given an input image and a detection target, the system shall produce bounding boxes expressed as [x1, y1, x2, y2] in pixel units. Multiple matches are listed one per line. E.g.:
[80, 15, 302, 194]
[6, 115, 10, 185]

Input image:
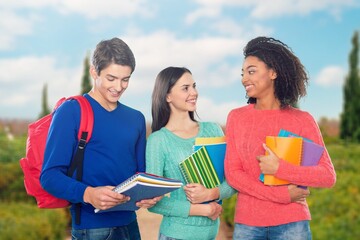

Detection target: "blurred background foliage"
[0, 125, 359, 239]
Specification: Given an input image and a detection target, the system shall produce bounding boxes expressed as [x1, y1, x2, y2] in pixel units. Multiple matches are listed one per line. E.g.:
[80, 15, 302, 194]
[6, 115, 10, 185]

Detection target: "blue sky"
[1, 0, 359, 126]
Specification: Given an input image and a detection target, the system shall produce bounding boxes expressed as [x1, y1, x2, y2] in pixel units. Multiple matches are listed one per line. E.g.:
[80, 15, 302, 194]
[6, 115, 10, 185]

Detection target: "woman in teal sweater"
[146, 66, 236, 240]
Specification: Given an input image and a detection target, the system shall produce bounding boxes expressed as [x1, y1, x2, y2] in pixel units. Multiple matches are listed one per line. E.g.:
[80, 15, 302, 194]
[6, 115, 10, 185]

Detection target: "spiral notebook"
[95, 172, 182, 213]
[278, 129, 324, 167]
[179, 146, 221, 189]
[262, 136, 303, 186]
[193, 136, 226, 183]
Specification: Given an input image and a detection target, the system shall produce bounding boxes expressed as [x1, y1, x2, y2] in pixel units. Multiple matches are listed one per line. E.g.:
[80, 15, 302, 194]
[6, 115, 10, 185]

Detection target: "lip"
[109, 89, 121, 98]
[244, 84, 253, 92]
[187, 98, 197, 103]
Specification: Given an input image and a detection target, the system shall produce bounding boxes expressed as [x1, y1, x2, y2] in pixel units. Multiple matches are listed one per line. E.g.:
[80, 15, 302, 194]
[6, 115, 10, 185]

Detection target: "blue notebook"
[193, 137, 226, 183]
[95, 172, 182, 213]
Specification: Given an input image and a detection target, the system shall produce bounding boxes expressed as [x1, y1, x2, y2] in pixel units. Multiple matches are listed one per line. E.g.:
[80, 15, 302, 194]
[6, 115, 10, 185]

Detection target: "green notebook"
[179, 146, 220, 188]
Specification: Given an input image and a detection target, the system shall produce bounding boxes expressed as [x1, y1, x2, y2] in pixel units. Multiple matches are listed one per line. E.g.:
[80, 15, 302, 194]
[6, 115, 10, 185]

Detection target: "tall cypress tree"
[80, 52, 92, 94]
[38, 83, 51, 119]
[340, 31, 360, 142]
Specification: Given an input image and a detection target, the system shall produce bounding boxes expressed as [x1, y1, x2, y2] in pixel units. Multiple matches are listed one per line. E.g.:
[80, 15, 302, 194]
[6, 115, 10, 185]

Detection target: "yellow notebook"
[195, 136, 226, 145]
[263, 136, 303, 186]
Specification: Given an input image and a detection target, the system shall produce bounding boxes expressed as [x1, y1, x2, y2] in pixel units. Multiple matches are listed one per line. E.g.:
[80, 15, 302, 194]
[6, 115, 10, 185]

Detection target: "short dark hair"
[151, 66, 196, 132]
[92, 37, 136, 75]
[243, 36, 308, 108]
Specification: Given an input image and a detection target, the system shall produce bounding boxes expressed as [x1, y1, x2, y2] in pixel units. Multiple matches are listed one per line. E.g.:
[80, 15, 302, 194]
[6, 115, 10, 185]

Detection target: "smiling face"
[90, 63, 132, 110]
[242, 55, 277, 102]
[166, 72, 198, 114]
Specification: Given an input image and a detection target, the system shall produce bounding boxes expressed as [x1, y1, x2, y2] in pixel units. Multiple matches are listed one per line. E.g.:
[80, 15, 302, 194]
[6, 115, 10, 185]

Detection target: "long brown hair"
[151, 67, 196, 132]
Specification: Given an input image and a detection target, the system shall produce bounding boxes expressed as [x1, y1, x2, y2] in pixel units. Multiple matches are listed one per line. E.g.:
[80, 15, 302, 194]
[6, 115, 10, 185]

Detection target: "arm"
[135, 113, 146, 172]
[224, 110, 292, 204]
[184, 179, 237, 204]
[146, 133, 191, 217]
[274, 113, 336, 188]
[40, 101, 89, 203]
[183, 183, 220, 203]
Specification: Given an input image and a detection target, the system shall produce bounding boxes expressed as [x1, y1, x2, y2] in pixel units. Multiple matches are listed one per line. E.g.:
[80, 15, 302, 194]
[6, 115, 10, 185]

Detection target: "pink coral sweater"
[224, 104, 336, 227]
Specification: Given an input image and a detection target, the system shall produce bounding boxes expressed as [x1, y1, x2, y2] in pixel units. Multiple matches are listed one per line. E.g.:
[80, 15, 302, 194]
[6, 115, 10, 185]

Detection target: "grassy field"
[0, 128, 359, 239]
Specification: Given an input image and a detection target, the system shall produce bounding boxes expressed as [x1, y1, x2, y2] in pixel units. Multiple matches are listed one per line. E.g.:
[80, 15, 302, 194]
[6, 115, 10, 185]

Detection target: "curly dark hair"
[243, 36, 308, 108]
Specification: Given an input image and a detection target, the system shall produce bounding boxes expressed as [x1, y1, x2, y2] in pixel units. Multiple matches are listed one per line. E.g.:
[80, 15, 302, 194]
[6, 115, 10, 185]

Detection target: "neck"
[165, 113, 198, 138]
[254, 97, 281, 110]
[88, 90, 117, 111]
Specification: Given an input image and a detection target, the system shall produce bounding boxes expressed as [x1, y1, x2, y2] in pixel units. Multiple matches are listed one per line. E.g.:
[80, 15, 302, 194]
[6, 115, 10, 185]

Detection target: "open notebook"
[95, 172, 182, 213]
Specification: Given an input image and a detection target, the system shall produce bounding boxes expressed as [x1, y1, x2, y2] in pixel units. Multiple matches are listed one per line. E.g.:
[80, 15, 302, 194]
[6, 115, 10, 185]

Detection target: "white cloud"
[315, 65, 346, 86]
[0, 0, 154, 19]
[123, 31, 245, 95]
[0, 56, 81, 108]
[196, 96, 242, 125]
[191, 0, 359, 20]
[0, 10, 40, 51]
[57, 0, 154, 19]
[185, 5, 221, 24]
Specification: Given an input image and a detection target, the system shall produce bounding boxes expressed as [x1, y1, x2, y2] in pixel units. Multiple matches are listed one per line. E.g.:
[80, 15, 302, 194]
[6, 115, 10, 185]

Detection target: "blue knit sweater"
[40, 94, 146, 229]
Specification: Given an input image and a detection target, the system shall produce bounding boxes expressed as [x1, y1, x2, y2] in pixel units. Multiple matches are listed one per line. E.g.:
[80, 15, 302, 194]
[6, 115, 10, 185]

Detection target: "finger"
[262, 143, 274, 156]
[186, 183, 199, 188]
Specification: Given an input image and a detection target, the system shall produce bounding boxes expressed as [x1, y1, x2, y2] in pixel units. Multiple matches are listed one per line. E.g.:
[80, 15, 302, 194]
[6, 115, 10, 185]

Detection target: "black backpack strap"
[66, 96, 93, 226]
[67, 131, 88, 225]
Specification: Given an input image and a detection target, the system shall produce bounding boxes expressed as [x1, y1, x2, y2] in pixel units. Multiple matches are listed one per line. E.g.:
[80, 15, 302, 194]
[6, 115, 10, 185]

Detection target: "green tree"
[38, 83, 51, 119]
[340, 31, 360, 142]
[80, 52, 92, 94]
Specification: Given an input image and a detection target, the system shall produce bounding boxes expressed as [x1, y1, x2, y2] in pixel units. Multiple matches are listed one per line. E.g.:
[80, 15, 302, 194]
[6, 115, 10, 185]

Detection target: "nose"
[115, 79, 129, 91]
[241, 74, 247, 84]
[191, 86, 198, 95]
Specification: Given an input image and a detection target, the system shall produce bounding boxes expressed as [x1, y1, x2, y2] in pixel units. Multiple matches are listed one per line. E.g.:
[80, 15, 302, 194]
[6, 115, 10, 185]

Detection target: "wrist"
[189, 203, 209, 217]
[209, 187, 220, 201]
[83, 186, 92, 203]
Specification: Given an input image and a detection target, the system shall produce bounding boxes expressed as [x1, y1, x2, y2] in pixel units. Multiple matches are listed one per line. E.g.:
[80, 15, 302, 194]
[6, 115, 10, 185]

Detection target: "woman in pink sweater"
[224, 36, 336, 240]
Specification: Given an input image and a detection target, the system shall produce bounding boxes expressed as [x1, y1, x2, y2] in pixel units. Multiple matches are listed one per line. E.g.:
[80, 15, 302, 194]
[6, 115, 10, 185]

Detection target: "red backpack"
[19, 95, 93, 209]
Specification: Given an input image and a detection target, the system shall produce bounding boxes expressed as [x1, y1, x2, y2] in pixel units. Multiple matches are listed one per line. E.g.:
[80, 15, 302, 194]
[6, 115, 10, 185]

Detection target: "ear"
[166, 94, 171, 103]
[90, 66, 98, 80]
[270, 69, 277, 80]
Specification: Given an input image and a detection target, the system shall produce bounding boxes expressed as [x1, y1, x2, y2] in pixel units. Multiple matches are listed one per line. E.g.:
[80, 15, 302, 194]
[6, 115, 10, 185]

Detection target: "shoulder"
[226, 104, 253, 124]
[228, 104, 253, 116]
[147, 129, 171, 149]
[53, 98, 81, 118]
[287, 107, 316, 123]
[199, 121, 224, 136]
[147, 128, 167, 142]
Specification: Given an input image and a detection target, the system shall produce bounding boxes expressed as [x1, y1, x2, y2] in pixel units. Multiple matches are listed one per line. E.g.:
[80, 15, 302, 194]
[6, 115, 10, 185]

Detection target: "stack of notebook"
[260, 129, 325, 186]
[179, 136, 226, 189]
[95, 172, 182, 213]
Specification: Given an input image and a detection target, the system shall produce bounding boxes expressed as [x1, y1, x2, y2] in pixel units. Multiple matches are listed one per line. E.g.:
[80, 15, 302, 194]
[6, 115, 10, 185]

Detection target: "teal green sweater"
[146, 122, 236, 240]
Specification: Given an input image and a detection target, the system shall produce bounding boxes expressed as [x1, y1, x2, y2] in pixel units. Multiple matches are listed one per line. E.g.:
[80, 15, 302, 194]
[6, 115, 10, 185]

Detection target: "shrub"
[0, 162, 34, 203]
[221, 194, 237, 227]
[0, 202, 68, 240]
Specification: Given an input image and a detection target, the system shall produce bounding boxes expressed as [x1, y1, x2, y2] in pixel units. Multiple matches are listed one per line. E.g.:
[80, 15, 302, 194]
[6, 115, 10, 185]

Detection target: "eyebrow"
[105, 74, 131, 80]
[242, 65, 257, 71]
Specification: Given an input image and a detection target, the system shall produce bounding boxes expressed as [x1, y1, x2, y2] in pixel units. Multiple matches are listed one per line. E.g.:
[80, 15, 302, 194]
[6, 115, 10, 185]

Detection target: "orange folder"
[263, 136, 303, 186]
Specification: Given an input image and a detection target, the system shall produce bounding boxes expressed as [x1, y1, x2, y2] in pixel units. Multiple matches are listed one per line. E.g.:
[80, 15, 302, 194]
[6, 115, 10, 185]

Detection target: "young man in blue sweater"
[40, 37, 161, 240]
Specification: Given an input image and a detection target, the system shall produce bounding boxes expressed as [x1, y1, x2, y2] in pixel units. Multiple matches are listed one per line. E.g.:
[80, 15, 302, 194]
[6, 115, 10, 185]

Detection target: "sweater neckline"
[248, 103, 291, 114]
[161, 122, 203, 141]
